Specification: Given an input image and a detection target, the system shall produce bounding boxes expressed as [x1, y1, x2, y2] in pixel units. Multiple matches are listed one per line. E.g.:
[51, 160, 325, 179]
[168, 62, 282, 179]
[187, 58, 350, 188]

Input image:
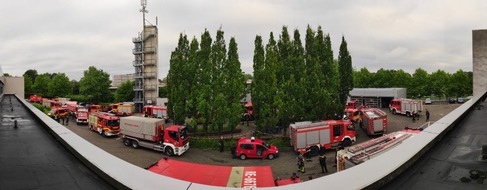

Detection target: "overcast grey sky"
[1, 0, 486, 81]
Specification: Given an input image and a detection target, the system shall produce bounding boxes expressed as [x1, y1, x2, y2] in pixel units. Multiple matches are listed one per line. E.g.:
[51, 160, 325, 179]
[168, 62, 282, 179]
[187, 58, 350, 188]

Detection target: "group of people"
[296, 146, 329, 174]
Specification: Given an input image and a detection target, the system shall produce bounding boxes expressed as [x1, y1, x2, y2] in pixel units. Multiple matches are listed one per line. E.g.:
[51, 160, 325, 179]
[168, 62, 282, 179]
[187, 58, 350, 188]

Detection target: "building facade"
[133, 25, 159, 112]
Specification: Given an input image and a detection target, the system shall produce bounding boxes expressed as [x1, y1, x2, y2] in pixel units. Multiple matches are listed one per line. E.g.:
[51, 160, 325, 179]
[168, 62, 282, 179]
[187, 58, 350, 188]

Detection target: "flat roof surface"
[383, 100, 487, 189]
[0, 95, 113, 189]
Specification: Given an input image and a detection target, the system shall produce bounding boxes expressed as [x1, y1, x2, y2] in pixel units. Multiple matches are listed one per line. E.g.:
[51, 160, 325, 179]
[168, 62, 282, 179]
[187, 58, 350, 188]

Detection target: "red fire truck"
[345, 100, 357, 109]
[358, 108, 388, 135]
[88, 104, 101, 113]
[29, 95, 42, 103]
[142, 105, 168, 120]
[66, 102, 78, 117]
[110, 102, 134, 116]
[289, 120, 356, 157]
[120, 116, 189, 156]
[242, 102, 254, 121]
[88, 112, 120, 137]
[76, 108, 89, 125]
[389, 98, 423, 117]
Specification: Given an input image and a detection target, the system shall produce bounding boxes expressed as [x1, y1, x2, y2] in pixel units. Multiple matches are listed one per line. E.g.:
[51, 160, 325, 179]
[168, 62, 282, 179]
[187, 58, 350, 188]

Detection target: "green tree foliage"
[33, 73, 51, 97]
[353, 67, 373, 88]
[449, 70, 470, 97]
[115, 80, 135, 102]
[158, 86, 168, 98]
[167, 34, 190, 125]
[23, 74, 34, 97]
[429, 70, 450, 97]
[3, 73, 11, 77]
[224, 37, 245, 133]
[24, 69, 38, 83]
[71, 80, 80, 95]
[338, 36, 353, 109]
[373, 68, 395, 88]
[252, 35, 266, 129]
[49, 73, 73, 97]
[391, 69, 412, 88]
[79, 66, 111, 103]
[185, 38, 200, 119]
[410, 68, 429, 98]
[197, 29, 213, 135]
[210, 29, 227, 132]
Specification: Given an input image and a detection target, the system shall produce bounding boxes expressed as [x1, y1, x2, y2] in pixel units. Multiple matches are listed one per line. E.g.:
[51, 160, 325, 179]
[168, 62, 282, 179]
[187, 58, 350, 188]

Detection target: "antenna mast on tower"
[140, 0, 148, 28]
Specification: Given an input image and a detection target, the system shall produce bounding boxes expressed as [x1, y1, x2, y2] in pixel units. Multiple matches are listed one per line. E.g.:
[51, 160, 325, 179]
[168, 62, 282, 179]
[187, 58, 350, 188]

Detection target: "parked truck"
[142, 105, 168, 120]
[242, 102, 254, 121]
[358, 108, 388, 135]
[76, 108, 89, 125]
[110, 102, 134, 116]
[29, 95, 42, 103]
[88, 112, 120, 137]
[389, 98, 423, 117]
[289, 119, 356, 157]
[336, 128, 422, 171]
[120, 116, 190, 156]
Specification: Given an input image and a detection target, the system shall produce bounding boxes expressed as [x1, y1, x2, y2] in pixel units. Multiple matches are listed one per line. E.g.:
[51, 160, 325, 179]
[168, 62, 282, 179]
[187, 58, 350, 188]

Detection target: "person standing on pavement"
[219, 136, 224, 152]
[426, 109, 430, 122]
[319, 153, 328, 173]
[297, 153, 305, 173]
[304, 146, 312, 162]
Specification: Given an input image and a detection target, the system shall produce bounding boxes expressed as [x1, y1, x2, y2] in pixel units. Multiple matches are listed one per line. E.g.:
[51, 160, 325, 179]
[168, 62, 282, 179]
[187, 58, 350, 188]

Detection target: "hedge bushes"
[31, 103, 51, 114]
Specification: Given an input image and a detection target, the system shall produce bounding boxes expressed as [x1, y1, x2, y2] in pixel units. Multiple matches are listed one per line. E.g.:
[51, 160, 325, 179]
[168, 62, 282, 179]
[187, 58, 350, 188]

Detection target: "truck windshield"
[106, 120, 120, 127]
[179, 128, 189, 140]
[78, 112, 87, 117]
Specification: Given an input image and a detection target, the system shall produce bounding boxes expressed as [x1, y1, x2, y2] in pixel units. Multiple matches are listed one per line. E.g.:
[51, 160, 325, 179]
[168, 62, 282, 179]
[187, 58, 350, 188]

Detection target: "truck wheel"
[268, 154, 275, 160]
[103, 130, 109, 137]
[123, 139, 131, 146]
[123, 112, 127, 117]
[342, 139, 352, 148]
[406, 112, 411, 117]
[165, 147, 174, 156]
[309, 146, 320, 157]
[240, 154, 247, 160]
[392, 109, 397, 115]
[131, 141, 139, 149]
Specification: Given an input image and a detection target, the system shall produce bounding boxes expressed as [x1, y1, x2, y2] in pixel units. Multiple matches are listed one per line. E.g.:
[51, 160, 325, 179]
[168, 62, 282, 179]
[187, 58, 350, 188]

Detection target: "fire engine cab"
[88, 112, 120, 137]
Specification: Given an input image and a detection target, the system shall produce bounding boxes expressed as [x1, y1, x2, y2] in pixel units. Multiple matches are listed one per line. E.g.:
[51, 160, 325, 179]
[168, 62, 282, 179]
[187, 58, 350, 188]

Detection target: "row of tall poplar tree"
[167, 26, 353, 134]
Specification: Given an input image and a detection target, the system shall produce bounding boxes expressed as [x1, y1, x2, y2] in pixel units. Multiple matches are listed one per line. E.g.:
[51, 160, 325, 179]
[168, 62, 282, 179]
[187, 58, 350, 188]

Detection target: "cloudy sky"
[1, 0, 486, 81]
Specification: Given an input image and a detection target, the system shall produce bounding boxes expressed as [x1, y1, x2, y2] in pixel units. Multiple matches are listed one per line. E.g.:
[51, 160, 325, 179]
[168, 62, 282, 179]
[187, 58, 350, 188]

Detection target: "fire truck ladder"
[346, 132, 413, 164]
[290, 121, 330, 129]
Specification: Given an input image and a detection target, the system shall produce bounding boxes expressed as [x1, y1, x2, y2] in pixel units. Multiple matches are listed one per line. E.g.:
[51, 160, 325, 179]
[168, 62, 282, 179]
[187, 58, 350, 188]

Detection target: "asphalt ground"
[0, 95, 114, 190]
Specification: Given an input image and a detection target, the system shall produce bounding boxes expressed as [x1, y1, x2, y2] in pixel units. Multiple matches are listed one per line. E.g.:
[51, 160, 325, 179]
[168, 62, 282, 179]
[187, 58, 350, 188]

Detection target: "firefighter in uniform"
[304, 146, 312, 162]
[297, 153, 305, 173]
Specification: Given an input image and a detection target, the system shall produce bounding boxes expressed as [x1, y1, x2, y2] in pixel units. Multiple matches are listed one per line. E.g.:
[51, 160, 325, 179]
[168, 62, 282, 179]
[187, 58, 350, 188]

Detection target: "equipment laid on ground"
[120, 116, 189, 156]
[336, 128, 422, 171]
[289, 119, 356, 157]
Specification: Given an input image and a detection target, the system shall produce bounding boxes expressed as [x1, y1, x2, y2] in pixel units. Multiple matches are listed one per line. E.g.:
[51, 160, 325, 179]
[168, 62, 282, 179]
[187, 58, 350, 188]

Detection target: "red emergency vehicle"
[358, 108, 388, 135]
[120, 116, 189, 156]
[29, 95, 42, 103]
[88, 104, 101, 113]
[88, 112, 120, 137]
[76, 108, 89, 125]
[233, 137, 279, 160]
[142, 105, 168, 120]
[242, 103, 254, 121]
[110, 102, 134, 116]
[289, 119, 356, 157]
[389, 98, 423, 117]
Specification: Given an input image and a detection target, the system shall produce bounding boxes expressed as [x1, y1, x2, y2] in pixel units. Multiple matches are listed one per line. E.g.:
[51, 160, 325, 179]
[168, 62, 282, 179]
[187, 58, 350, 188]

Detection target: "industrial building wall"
[112, 74, 134, 87]
[2, 76, 24, 98]
[473, 30, 487, 98]
[143, 25, 159, 105]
